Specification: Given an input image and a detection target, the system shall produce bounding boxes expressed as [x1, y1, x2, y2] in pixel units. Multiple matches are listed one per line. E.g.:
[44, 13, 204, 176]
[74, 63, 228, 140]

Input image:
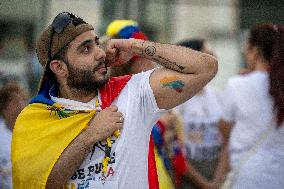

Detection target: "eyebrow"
[76, 36, 99, 51]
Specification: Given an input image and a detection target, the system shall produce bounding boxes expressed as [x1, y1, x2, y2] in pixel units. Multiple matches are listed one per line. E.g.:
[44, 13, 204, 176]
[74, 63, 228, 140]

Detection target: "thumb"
[106, 105, 118, 112]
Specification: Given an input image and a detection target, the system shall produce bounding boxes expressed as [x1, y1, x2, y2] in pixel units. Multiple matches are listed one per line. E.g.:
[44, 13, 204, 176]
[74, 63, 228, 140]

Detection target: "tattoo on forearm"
[144, 46, 156, 56]
[155, 55, 185, 71]
[160, 76, 185, 93]
[142, 42, 185, 71]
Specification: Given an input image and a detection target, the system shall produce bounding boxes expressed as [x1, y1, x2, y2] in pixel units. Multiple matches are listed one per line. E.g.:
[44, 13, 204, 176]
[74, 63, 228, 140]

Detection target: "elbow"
[212, 57, 219, 75]
[207, 56, 218, 79]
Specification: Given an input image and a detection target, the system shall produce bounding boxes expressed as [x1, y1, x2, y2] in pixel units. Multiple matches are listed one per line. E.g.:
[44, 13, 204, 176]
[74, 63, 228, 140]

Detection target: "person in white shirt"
[0, 82, 28, 189]
[176, 39, 223, 189]
[219, 23, 284, 189]
[12, 12, 218, 189]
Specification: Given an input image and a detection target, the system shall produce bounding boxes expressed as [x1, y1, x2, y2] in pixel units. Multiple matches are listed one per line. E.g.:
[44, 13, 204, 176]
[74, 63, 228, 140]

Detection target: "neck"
[254, 59, 269, 72]
[59, 84, 98, 103]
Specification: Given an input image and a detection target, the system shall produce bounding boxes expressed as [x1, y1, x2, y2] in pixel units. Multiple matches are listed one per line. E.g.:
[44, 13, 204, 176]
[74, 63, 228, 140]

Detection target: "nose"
[95, 46, 106, 61]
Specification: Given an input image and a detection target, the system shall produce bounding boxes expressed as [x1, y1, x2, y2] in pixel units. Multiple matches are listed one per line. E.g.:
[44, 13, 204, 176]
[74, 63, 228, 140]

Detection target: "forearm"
[213, 120, 232, 185]
[213, 144, 230, 185]
[46, 127, 99, 189]
[219, 119, 233, 143]
[131, 40, 218, 75]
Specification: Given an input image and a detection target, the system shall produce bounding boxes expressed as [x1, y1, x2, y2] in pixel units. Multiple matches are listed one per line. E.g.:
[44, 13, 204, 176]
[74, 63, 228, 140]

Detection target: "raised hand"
[105, 39, 140, 67]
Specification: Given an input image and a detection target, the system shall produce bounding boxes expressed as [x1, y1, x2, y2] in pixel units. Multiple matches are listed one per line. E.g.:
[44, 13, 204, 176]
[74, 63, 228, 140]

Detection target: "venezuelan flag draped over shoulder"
[11, 75, 131, 189]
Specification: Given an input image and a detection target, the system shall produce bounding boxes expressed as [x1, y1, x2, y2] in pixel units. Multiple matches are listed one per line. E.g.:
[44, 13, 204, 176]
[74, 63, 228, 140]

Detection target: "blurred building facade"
[0, 0, 283, 95]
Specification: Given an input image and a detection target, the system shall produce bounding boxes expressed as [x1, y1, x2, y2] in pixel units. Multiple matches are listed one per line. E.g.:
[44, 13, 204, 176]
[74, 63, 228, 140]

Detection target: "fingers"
[106, 40, 118, 53]
[106, 46, 117, 56]
[106, 105, 118, 112]
[97, 105, 124, 122]
[94, 105, 124, 126]
[114, 122, 123, 130]
[108, 114, 124, 123]
[116, 116, 124, 123]
[99, 106, 124, 118]
[110, 111, 123, 117]
[106, 39, 131, 52]
[105, 39, 136, 67]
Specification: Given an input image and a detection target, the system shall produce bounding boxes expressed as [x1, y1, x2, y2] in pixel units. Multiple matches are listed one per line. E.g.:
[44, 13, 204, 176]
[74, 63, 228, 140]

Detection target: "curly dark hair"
[249, 23, 284, 127]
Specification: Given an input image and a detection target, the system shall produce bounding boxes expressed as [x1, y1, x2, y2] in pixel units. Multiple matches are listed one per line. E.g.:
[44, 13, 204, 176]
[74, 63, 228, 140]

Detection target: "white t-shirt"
[51, 70, 165, 189]
[222, 71, 273, 169]
[222, 71, 284, 188]
[177, 86, 223, 161]
[234, 125, 284, 189]
[0, 118, 12, 189]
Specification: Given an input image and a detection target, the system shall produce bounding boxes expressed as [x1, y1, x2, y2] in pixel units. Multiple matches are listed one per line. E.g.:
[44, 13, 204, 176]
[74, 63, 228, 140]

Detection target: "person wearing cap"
[11, 12, 218, 189]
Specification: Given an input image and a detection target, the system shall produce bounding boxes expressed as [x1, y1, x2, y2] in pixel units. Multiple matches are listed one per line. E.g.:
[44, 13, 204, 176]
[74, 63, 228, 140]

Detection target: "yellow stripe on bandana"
[106, 19, 138, 37]
[12, 103, 97, 189]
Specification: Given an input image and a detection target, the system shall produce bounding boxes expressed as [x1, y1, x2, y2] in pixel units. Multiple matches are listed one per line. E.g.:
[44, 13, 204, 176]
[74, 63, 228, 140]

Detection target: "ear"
[49, 60, 68, 78]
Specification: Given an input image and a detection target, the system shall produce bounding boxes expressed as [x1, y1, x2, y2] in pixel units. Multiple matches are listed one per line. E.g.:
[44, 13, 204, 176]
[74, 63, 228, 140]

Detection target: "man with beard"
[12, 12, 218, 189]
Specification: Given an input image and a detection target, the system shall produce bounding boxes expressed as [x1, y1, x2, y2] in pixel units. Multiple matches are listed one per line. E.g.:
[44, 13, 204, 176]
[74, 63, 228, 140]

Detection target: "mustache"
[93, 61, 107, 71]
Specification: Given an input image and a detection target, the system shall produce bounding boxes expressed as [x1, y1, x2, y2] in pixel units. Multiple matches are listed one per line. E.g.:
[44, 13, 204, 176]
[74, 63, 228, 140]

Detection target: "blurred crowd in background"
[0, 0, 283, 189]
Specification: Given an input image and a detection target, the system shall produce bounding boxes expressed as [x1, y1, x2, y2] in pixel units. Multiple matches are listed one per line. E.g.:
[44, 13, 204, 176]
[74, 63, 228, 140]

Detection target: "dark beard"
[109, 61, 132, 77]
[66, 61, 108, 92]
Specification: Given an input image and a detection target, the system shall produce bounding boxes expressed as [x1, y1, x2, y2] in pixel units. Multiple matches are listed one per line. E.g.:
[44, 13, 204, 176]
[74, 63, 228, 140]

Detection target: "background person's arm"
[212, 143, 230, 188]
[106, 39, 218, 109]
[46, 105, 123, 189]
[184, 163, 217, 189]
[212, 119, 233, 187]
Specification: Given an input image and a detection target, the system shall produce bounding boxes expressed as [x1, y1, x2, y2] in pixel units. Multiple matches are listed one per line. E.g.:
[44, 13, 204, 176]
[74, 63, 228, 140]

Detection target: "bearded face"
[54, 31, 110, 92]
[66, 60, 109, 92]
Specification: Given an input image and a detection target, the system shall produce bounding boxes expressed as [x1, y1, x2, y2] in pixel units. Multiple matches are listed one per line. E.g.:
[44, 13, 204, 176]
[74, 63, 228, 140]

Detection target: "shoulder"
[13, 103, 50, 130]
[226, 75, 246, 87]
[204, 86, 223, 103]
[126, 69, 156, 87]
[226, 72, 269, 95]
[109, 69, 156, 103]
[227, 72, 267, 87]
[131, 69, 156, 81]
[106, 74, 132, 90]
[223, 74, 252, 95]
[204, 85, 220, 95]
